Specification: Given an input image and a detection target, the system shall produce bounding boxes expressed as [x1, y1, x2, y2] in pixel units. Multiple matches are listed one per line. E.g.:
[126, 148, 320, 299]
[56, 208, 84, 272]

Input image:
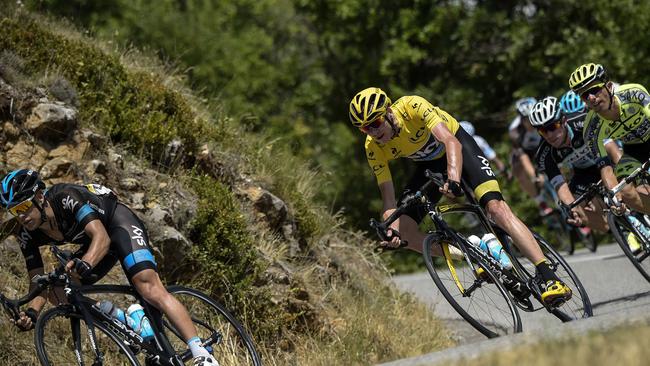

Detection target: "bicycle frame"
[0, 245, 220, 366]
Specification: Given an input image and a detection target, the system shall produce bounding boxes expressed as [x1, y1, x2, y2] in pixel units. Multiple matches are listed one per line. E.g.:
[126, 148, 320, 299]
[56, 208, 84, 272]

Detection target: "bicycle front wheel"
[163, 286, 262, 366]
[423, 233, 522, 338]
[608, 212, 650, 283]
[35, 306, 139, 366]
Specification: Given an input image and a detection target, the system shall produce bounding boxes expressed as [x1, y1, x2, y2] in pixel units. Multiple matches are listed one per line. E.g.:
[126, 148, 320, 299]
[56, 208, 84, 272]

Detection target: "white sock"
[187, 336, 211, 358]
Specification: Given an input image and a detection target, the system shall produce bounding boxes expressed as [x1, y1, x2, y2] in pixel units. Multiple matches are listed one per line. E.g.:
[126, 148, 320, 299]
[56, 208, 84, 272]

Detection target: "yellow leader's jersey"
[583, 83, 650, 168]
[365, 95, 460, 184]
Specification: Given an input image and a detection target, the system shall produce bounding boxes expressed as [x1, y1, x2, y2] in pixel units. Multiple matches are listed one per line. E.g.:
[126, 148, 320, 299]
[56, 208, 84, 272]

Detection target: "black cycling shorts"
[75, 203, 157, 285]
[398, 127, 504, 223]
[614, 140, 650, 182]
[569, 167, 601, 198]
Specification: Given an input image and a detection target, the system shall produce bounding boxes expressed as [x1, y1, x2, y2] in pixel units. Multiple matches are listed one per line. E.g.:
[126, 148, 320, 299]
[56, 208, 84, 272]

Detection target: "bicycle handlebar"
[370, 170, 446, 252]
[609, 158, 650, 196]
[0, 245, 78, 321]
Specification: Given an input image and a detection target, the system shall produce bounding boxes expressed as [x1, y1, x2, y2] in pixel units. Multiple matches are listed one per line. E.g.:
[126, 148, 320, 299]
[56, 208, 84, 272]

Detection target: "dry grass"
[451, 322, 650, 366]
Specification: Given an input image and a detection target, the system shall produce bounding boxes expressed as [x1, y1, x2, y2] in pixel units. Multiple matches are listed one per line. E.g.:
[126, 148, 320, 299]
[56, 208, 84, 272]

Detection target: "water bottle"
[628, 215, 650, 242]
[98, 300, 136, 330]
[482, 233, 513, 270]
[127, 304, 155, 340]
[468, 235, 489, 253]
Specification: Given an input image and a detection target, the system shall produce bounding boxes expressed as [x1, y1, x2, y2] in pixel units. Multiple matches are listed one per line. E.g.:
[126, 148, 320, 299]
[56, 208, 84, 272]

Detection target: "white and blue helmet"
[529, 96, 562, 127]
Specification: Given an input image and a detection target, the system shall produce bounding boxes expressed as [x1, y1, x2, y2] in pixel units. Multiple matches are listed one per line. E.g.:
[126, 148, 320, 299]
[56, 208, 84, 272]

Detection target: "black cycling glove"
[74, 259, 93, 279]
[446, 180, 463, 197]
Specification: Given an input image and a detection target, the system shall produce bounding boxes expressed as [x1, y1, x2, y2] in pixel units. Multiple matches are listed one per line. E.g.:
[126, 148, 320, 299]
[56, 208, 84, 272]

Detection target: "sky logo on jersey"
[62, 195, 78, 211]
[478, 156, 495, 177]
[130, 225, 147, 247]
[18, 229, 32, 249]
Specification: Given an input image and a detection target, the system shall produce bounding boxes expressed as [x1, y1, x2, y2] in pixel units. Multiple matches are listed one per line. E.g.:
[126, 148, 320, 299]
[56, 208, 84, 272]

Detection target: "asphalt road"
[382, 242, 650, 365]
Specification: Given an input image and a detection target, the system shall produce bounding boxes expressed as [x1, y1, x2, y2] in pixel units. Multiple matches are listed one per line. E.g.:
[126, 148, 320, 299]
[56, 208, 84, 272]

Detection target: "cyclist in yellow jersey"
[569, 63, 650, 214]
[349, 87, 572, 305]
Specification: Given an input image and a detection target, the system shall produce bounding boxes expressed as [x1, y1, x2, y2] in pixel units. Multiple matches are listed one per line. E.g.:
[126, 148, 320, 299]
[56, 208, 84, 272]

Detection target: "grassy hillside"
[0, 6, 453, 365]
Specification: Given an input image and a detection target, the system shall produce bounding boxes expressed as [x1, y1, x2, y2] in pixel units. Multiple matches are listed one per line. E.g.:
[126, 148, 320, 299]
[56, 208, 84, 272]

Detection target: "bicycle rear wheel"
[504, 232, 592, 321]
[35, 306, 139, 366]
[423, 233, 522, 338]
[608, 212, 650, 283]
[162, 286, 262, 366]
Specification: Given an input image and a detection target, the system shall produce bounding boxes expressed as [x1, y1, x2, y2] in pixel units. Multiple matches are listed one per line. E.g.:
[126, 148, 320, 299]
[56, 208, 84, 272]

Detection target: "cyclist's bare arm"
[11, 268, 48, 330]
[430, 123, 462, 195]
[378, 181, 403, 246]
[378, 181, 398, 219]
[557, 182, 586, 225]
[66, 219, 111, 272]
[605, 141, 623, 165]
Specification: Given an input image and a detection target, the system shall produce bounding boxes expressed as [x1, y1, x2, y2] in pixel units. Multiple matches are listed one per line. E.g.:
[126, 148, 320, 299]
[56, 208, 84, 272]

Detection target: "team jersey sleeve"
[365, 138, 392, 184]
[17, 227, 45, 271]
[582, 113, 612, 168]
[535, 143, 564, 189]
[409, 96, 460, 134]
[53, 188, 102, 228]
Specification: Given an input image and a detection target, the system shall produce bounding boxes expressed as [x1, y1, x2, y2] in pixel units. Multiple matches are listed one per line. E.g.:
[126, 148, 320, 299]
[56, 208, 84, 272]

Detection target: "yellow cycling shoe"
[627, 232, 642, 254]
[541, 280, 572, 307]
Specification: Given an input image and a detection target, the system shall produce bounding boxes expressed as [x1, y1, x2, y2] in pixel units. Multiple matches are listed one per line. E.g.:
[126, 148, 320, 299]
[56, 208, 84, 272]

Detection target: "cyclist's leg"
[615, 144, 650, 215]
[396, 160, 445, 255]
[108, 203, 213, 360]
[456, 134, 570, 286]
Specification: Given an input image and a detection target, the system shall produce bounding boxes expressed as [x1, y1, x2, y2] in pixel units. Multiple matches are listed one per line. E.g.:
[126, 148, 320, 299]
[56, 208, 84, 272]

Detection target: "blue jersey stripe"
[123, 249, 157, 270]
[75, 204, 95, 222]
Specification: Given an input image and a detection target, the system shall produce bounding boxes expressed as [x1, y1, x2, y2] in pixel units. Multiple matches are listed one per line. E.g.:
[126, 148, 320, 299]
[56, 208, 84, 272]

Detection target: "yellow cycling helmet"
[349, 87, 392, 128]
[568, 63, 608, 94]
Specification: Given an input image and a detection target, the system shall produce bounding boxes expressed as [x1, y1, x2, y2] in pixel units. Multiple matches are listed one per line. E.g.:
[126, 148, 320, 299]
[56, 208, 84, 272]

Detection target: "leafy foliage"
[18, 1, 650, 271]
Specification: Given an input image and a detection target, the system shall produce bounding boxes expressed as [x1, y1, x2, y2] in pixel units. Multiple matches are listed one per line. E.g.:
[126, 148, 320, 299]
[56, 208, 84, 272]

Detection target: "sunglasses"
[537, 121, 562, 135]
[580, 84, 604, 99]
[361, 117, 384, 132]
[8, 199, 34, 217]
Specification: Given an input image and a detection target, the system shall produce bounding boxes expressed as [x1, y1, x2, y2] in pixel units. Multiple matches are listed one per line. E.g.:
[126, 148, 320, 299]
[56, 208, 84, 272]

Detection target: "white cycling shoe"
[193, 355, 220, 366]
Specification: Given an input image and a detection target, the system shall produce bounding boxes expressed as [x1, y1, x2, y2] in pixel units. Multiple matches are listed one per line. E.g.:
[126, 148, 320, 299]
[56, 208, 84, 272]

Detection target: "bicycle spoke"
[164, 287, 261, 366]
[426, 240, 521, 337]
[37, 307, 138, 366]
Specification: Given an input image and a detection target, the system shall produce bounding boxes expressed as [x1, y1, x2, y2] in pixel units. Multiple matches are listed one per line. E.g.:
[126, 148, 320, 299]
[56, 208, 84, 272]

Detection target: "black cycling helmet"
[0, 169, 45, 209]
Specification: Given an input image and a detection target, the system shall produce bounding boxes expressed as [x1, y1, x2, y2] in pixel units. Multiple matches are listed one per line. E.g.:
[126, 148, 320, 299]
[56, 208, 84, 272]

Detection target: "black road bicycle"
[0, 245, 262, 366]
[370, 170, 592, 338]
[566, 158, 650, 283]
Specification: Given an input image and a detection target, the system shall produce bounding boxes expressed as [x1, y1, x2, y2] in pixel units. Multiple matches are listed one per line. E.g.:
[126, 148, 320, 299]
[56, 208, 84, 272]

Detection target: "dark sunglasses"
[361, 117, 383, 131]
[580, 84, 604, 99]
[537, 121, 562, 134]
[7, 198, 34, 217]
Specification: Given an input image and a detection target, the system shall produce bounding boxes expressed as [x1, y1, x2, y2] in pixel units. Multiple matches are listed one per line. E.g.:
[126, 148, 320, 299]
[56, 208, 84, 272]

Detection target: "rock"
[24, 103, 77, 143]
[40, 157, 73, 179]
[129, 192, 146, 210]
[5, 140, 48, 168]
[145, 204, 174, 227]
[88, 159, 108, 175]
[107, 149, 124, 170]
[48, 143, 88, 161]
[240, 186, 288, 230]
[119, 178, 140, 191]
[2, 121, 20, 139]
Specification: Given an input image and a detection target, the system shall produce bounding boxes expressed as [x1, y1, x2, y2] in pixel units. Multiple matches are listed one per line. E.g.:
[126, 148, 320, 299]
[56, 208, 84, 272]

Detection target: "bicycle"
[370, 170, 592, 338]
[596, 158, 650, 283]
[0, 245, 262, 366]
[539, 179, 597, 255]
